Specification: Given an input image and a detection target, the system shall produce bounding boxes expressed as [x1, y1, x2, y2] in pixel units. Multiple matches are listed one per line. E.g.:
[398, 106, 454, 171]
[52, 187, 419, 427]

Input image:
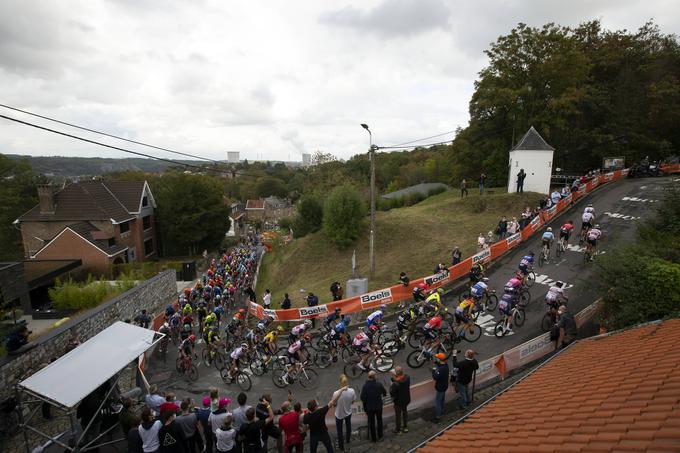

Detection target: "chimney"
[37, 184, 55, 214]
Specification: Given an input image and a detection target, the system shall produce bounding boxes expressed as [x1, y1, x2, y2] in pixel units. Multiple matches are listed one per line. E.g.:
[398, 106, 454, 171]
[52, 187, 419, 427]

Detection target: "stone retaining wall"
[0, 270, 177, 403]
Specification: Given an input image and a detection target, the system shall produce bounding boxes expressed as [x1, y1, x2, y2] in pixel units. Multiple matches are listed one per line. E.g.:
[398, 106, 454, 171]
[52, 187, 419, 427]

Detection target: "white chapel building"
[507, 126, 555, 194]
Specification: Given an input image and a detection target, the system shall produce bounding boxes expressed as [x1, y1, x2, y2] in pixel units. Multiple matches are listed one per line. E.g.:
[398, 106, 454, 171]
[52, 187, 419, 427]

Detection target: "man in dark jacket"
[452, 349, 479, 409]
[306, 292, 319, 327]
[389, 366, 411, 434]
[360, 371, 386, 442]
[431, 353, 449, 422]
[516, 169, 526, 193]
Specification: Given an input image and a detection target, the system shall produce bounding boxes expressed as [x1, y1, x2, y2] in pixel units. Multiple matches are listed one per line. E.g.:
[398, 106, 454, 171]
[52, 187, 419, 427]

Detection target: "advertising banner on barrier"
[248, 171, 624, 321]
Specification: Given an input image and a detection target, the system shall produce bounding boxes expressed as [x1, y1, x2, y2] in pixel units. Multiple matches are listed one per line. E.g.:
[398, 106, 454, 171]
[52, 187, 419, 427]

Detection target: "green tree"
[151, 173, 230, 256]
[255, 176, 288, 198]
[322, 185, 366, 248]
[292, 195, 323, 237]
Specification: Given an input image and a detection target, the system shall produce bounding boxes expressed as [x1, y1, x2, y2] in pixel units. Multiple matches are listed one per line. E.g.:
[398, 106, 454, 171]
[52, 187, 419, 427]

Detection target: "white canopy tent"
[16, 321, 162, 452]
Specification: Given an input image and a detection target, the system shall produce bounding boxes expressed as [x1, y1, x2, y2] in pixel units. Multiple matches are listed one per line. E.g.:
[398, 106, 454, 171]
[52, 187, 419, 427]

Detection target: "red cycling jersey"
[425, 316, 442, 330]
[560, 223, 574, 232]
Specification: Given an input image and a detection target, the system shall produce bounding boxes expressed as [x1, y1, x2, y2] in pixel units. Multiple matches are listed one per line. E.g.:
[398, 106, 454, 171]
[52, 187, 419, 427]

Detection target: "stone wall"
[0, 269, 177, 402]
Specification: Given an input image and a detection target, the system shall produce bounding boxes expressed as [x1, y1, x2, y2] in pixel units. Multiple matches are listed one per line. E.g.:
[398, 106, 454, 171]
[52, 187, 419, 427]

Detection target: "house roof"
[418, 318, 680, 453]
[33, 222, 128, 258]
[246, 199, 265, 210]
[511, 126, 555, 151]
[17, 181, 149, 223]
[264, 196, 290, 209]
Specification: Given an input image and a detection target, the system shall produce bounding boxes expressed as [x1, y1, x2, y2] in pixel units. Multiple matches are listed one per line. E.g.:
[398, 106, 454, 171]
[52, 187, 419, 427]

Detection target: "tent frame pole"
[74, 374, 121, 452]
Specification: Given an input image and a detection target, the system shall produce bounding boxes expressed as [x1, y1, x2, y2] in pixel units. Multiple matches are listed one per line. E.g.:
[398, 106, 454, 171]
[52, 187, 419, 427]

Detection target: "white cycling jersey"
[545, 286, 564, 302]
[291, 324, 306, 335]
[584, 206, 595, 215]
[230, 347, 244, 360]
[582, 212, 595, 223]
[587, 228, 602, 240]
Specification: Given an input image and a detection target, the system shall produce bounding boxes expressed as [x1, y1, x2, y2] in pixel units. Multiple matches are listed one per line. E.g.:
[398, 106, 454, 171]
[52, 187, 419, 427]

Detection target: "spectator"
[281, 293, 292, 310]
[571, 178, 580, 192]
[263, 289, 272, 309]
[158, 410, 186, 453]
[540, 197, 549, 210]
[516, 169, 526, 193]
[245, 285, 256, 303]
[452, 349, 479, 409]
[304, 388, 346, 453]
[360, 370, 386, 443]
[389, 366, 411, 434]
[146, 385, 165, 416]
[333, 374, 356, 451]
[431, 353, 449, 422]
[479, 172, 487, 195]
[139, 406, 162, 453]
[399, 272, 410, 287]
[196, 397, 213, 453]
[460, 178, 468, 197]
[520, 207, 532, 229]
[452, 247, 462, 265]
[239, 405, 274, 453]
[531, 207, 540, 219]
[128, 415, 144, 453]
[176, 398, 204, 453]
[209, 398, 232, 439]
[561, 184, 570, 198]
[306, 292, 319, 327]
[119, 397, 136, 437]
[215, 416, 237, 453]
[160, 392, 181, 415]
[330, 281, 343, 301]
[550, 189, 561, 205]
[278, 401, 304, 453]
[210, 389, 220, 416]
[496, 216, 508, 240]
[5, 325, 30, 354]
[477, 233, 486, 250]
[506, 217, 519, 236]
[557, 305, 578, 349]
[231, 393, 251, 453]
[256, 394, 282, 452]
[135, 309, 152, 328]
[485, 231, 494, 247]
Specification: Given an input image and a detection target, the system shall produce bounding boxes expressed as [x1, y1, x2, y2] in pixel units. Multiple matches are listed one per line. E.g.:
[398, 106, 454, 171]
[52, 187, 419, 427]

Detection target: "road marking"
[477, 313, 500, 336]
[622, 196, 657, 203]
[533, 274, 574, 289]
[640, 186, 647, 189]
[603, 212, 641, 220]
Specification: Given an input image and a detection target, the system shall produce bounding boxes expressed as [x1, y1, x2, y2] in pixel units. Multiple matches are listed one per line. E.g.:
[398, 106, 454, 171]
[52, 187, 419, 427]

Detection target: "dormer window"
[142, 196, 149, 207]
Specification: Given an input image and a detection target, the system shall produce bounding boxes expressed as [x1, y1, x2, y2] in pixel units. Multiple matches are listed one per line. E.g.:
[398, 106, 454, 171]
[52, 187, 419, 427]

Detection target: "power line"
[383, 130, 456, 148]
[377, 138, 455, 150]
[0, 102, 222, 163]
[0, 113, 240, 176]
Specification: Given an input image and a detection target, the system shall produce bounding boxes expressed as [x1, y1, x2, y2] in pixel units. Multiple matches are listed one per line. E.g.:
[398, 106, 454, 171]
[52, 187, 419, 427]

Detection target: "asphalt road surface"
[145, 176, 675, 408]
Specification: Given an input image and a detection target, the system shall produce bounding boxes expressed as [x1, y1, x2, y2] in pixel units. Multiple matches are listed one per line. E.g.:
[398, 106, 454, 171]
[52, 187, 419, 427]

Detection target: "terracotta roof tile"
[417, 318, 680, 453]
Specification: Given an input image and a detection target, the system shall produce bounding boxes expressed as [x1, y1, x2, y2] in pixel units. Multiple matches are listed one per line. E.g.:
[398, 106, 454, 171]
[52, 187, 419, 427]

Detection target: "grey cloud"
[321, 0, 452, 37]
[281, 130, 306, 153]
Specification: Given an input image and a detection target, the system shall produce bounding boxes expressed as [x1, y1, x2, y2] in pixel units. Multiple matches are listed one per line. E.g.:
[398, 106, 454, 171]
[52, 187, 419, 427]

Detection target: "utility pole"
[361, 124, 376, 278]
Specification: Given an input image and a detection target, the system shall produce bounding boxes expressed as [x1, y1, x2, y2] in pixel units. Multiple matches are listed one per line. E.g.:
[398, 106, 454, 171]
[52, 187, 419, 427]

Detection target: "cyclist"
[470, 280, 489, 312]
[586, 224, 602, 260]
[469, 263, 485, 285]
[584, 203, 595, 215]
[352, 325, 379, 371]
[396, 306, 418, 343]
[412, 282, 429, 303]
[226, 342, 249, 382]
[541, 227, 555, 257]
[504, 275, 523, 298]
[366, 305, 386, 329]
[323, 307, 343, 331]
[421, 313, 443, 352]
[262, 326, 284, 365]
[285, 333, 311, 382]
[545, 281, 568, 319]
[164, 304, 176, 320]
[498, 292, 516, 334]
[559, 220, 574, 246]
[205, 325, 221, 359]
[204, 312, 218, 331]
[182, 303, 193, 317]
[178, 334, 197, 364]
[424, 289, 443, 313]
[454, 298, 477, 334]
[289, 319, 312, 344]
[196, 301, 208, 332]
[212, 301, 225, 325]
[180, 312, 194, 341]
[518, 252, 535, 282]
[581, 209, 595, 235]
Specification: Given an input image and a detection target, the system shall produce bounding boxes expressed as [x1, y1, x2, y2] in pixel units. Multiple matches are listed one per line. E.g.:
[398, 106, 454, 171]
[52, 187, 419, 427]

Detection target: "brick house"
[14, 181, 157, 275]
[245, 199, 266, 222]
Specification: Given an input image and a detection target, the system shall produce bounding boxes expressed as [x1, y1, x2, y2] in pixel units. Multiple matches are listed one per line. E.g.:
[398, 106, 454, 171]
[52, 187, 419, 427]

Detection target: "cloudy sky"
[0, 0, 677, 163]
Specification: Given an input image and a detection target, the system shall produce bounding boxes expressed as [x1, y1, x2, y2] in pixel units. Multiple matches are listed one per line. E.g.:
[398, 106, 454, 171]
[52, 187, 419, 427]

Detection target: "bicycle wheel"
[340, 347, 355, 364]
[380, 340, 399, 357]
[299, 368, 319, 389]
[463, 324, 482, 342]
[250, 358, 266, 376]
[313, 350, 332, 369]
[406, 350, 428, 368]
[520, 289, 531, 306]
[187, 364, 199, 382]
[494, 320, 506, 338]
[538, 251, 545, 267]
[220, 368, 231, 384]
[513, 308, 526, 327]
[372, 354, 394, 372]
[236, 372, 252, 391]
[556, 241, 563, 258]
[526, 272, 536, 287]
[407, 330, 424, 349]
[175, 358, 184, 372]
[272, 369, 288, 389]
[213, 352, 225, 370]
[202, 349, 212, 367]
[541, 312, 553, 332]
[486, 294, 498, 311]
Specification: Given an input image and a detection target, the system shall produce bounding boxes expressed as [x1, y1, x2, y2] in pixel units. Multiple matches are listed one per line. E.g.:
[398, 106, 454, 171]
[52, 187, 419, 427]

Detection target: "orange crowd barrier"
[660, 163, 680, 174]
[249, 170, 626, 322]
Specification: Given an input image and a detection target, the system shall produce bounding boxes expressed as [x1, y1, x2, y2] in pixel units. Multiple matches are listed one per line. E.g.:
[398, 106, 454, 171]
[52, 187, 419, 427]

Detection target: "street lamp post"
[361, 123, 376, 279]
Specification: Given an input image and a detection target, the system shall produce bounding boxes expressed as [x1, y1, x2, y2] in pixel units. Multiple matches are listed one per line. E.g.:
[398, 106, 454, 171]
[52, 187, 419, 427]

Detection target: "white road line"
[533, 273, 574, 289]
[622, 196, 657, 203]
[603, 212, 641, 220]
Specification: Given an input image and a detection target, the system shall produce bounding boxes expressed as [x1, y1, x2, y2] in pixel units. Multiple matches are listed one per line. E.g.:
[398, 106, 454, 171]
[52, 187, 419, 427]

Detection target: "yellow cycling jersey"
[425, 292, 442, 306]
[207, 330, 219, 343]
[458, 298, 476, 311]
[263, 332, 277, 344]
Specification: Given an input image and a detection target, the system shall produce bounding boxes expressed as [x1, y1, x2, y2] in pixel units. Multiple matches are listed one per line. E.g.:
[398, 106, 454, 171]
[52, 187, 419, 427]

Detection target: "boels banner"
[249, 170, 626, 321]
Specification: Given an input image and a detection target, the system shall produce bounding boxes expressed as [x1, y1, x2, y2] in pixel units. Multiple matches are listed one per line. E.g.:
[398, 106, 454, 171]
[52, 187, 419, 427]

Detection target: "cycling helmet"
[188, 335, 197, 343]
[334, 307, 341, 313]
[547, 227, 552, 232]
[380, 304, 387, 311]
[304, 319, 312, 327]
[241, 342, 249, 348]
[163, 322, 169, 329]
[595, 224, 600, 228]
[239, 308, 246, 314]
[303, 333, 312, 342]
[276, 325, 285, 333]
[555, 281, 564, 288]
[417, 282, 428, 291]
[588, 203, 593, 207]
[257, 322, 265, 330]
[234, 313, 242, 319]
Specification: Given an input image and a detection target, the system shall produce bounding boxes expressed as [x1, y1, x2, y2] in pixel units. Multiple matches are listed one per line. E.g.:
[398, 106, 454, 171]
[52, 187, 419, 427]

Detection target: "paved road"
[145, 177, 673, 407]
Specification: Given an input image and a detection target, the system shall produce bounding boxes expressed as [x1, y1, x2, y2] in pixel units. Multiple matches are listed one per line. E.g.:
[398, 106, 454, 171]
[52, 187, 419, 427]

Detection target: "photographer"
[6, 325, 32, 355]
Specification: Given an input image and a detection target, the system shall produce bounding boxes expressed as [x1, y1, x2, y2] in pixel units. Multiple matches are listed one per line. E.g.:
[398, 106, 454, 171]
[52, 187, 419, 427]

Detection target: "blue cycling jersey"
[519, 255, 534, 267]
[542, 232, 554, 241]
[334, 319, 349, 333]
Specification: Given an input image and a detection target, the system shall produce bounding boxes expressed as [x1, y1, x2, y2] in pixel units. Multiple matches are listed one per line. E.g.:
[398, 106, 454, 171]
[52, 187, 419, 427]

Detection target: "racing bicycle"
[494, 305, 526, 337]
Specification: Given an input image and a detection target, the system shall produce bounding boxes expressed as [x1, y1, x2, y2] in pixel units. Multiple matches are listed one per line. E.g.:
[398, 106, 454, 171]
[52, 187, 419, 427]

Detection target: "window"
[107, 238, 116, 247]
[119, 221, 130, 234]
[142, 215, 152, 230]
[142, 196, 149, 207]
[144, 238, 154, 256]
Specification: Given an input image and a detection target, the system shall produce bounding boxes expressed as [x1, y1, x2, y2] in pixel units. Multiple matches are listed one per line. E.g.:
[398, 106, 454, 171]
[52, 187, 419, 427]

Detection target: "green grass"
[257, 189, 543, 308]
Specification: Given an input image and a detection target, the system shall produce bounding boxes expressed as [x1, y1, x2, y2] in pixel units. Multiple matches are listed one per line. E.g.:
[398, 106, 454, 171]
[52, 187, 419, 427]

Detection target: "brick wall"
[0, 269, 177, 403]
[33, 228, 112, 275]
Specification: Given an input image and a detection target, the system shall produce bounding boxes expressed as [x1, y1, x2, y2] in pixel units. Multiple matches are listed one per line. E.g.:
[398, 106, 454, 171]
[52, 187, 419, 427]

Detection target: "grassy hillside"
[257, 189, 543, 308]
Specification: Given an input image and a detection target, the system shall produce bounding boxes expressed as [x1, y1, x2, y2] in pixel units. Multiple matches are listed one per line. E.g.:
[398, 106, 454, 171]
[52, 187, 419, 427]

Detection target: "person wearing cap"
[208, 398, 232, 441]
[431, 353, 449, 422]
[452, 349, 479, 409]
[196, 397, 213, 453]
